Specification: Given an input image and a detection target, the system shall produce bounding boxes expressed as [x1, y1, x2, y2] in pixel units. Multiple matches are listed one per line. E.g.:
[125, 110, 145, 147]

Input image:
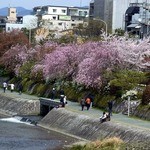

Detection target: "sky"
[0, 0, 91, 9]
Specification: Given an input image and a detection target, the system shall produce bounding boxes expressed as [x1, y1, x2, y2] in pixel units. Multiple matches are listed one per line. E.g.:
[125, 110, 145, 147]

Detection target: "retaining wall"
[39, 108, 150, 143]
[0, 94, 40, 116]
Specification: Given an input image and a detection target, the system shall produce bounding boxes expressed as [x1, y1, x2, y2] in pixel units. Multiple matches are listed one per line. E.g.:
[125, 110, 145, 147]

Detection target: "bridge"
[39, 98, 61, 116]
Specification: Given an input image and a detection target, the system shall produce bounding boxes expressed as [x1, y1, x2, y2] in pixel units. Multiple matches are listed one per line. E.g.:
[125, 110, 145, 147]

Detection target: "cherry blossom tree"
[1, 33, 149, 89]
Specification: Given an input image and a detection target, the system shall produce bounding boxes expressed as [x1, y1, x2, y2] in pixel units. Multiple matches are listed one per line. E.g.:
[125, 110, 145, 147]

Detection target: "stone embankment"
[0, 94, 40, 116]
[39, 108, 150, 143]
[113, 100, 150, 121]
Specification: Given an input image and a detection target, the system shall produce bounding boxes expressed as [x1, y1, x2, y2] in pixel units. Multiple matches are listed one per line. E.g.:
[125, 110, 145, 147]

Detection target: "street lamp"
[93, 18, 107, 36]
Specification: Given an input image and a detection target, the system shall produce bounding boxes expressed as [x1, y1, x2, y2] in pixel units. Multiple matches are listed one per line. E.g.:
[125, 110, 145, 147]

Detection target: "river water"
[0, 114, 79, 150]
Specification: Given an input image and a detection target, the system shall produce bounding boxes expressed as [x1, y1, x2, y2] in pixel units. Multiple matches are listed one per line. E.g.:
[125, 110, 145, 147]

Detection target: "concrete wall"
[39, 108, 150, 142]
[0, 95, 40, 116]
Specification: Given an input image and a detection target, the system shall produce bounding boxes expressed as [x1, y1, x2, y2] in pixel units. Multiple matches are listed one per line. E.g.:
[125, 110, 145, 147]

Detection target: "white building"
[6, 15, 38, 32]
[33, 5, 89, 31]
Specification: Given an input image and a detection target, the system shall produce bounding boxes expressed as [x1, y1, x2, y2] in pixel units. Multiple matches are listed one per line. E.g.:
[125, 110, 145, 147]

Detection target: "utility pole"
[128, 96, 131, 117]
[29, 29, 31, 44]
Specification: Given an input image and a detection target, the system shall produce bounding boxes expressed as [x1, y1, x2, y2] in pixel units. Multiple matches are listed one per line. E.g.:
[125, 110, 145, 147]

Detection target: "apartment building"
[33, 5, 89, 31]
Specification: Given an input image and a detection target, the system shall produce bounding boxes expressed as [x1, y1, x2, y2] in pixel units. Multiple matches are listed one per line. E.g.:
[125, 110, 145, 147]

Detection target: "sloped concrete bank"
[0, 94, 40, 116]
[39, 108, 150, 143]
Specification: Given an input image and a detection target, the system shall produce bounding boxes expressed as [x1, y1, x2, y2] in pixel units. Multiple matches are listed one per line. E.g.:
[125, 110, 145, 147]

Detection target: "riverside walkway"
[0, 89, 150, 132]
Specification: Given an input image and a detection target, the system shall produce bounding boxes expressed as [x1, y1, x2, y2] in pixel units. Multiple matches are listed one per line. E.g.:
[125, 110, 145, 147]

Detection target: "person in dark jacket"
[51, 88, 56, 100]
[18, 83, 23, 95]
[108, 100, 113, 116]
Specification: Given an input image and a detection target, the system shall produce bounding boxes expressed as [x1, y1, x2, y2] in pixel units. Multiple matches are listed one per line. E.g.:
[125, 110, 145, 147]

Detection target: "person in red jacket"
[85, 97, 91, 110]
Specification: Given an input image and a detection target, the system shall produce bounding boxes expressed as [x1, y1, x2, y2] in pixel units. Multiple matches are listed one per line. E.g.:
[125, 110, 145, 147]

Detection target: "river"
[0, 114, 80, 150]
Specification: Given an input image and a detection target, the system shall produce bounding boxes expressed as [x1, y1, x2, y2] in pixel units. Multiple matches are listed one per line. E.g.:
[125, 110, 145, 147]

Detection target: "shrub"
[30, 83, 40, 95]
[24, 80, 34, 93]
[97, 95, 115, 109]
[64, 86, 83, 102]
[36, 84, 47, 97]
[19, 61, 35, 79]
[109, 70, 148, 96]
[142, 85, 150, 105]
[68, 137, 124, 150]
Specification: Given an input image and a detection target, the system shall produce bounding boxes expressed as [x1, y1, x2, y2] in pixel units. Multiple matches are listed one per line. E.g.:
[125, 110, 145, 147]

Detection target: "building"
[33, 5, 89, 31]
[7, 7, 17, 23]
[89, 0, 148, 32]
[90, 0, 129, 32]
[125, 0, 150, 37]
[0, 7, 38, 32]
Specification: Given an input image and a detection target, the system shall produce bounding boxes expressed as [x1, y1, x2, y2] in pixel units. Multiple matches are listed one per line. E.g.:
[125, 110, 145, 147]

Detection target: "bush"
[19, 61, 35, 79]
[36, 84, 47, 97]
[67, 137, 124, 150]
[0, 65, 10, 77]
[96, 95, 115, 109]
[142, 85, 150, 105]
[23, 80, 35, 93]
[109, 70, 148, 97]
[64, 86, 83, 102]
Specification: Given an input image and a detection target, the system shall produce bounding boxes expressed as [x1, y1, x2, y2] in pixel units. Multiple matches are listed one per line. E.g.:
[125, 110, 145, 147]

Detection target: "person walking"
[3, 81, 7, 93]
[80, 98, 85, 111]
[85, 97, 91, 110]
[18, 83, 23, 95]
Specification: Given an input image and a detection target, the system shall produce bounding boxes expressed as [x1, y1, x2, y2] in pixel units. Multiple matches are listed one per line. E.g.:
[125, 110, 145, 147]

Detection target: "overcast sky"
[0, 0, 91, 9]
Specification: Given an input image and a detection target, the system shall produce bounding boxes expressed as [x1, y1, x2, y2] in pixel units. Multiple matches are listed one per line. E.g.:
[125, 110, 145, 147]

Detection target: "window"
[53, 16, 56, 20]
[62, 9, 66, 13]
[84, 11, 87, 16]
[53, 9, 57, 13]
[58, 22, 62, 25]
[79, 11, 83, 16]
[71, 23, 76, 27]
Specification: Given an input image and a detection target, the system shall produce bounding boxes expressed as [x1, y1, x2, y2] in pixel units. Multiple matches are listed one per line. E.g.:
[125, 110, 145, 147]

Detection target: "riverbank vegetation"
[66, 136, 148, 150]
[0, 30, 149, 115]
[66, 137, 124, 150]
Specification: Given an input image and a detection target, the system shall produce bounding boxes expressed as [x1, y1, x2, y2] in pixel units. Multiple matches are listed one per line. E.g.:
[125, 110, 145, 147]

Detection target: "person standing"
[3, 82, 7, 93]
[10, 83, 15, 92]
[18, 83, 23, 95]
[108, 100, 113, 116]
[51, 88, 56, 100]
[60, 89, 65, 97]
[60, 95, 65, 107]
